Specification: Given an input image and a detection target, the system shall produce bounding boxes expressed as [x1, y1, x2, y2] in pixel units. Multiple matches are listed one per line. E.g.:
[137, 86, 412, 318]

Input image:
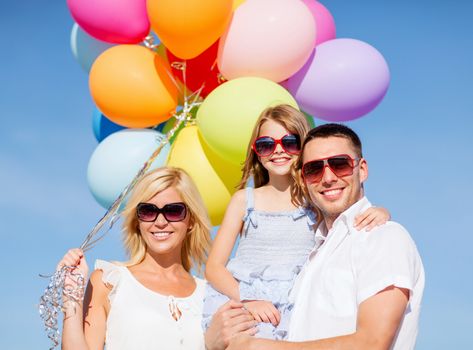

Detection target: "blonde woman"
[57, 167, 211, 349]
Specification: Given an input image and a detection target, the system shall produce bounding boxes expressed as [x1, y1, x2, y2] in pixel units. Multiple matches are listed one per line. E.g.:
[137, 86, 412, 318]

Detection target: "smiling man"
[206, 124, 425, 350]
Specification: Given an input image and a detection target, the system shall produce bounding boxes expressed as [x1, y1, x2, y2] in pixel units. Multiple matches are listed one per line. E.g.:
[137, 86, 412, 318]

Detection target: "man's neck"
[324, 215, 338, 231]
[322, 195, 366, 232]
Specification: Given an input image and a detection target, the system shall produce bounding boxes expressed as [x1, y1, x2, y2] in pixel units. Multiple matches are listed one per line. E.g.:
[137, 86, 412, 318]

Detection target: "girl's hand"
[354, 207, 391, 231]
[242, 300, 280, 326]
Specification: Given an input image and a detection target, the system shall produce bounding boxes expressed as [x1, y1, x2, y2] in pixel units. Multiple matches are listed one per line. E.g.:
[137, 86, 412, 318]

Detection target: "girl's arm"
[205, 189, 247, 301]
[59, 249, 108, 350]
[354, 206, 391, 231]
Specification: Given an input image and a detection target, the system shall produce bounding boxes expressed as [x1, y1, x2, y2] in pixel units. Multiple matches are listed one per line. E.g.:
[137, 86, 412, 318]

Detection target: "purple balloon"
[286, 38, 390, 121]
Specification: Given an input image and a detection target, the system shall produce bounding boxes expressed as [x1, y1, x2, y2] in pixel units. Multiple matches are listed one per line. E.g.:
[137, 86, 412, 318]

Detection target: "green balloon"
[197, 77, 298, 164]
[303, 110, 316, 129]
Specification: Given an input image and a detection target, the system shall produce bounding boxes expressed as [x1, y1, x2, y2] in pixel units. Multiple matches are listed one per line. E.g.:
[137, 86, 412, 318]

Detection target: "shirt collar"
[308, 197, 372, 260]
[331, 196, 372, 233]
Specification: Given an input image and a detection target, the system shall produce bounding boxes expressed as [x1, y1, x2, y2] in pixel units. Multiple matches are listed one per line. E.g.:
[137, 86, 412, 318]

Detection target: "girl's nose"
[274, 142, 284, 154]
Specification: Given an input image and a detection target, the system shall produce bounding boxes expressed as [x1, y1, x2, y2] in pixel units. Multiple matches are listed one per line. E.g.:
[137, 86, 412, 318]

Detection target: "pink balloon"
[218, 0, 315, 82]
[67, 0, 150, 44]
[302, 1, 336, 46]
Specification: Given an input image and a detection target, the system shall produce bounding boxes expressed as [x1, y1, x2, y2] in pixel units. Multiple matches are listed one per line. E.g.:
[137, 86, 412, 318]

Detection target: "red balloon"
[166, 40, 223, 98]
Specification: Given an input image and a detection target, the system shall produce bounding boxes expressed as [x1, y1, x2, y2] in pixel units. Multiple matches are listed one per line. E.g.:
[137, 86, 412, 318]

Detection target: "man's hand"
[242, 300, 280, 326]
[227, 334, 254, 350]
[205, 300, 258, 350]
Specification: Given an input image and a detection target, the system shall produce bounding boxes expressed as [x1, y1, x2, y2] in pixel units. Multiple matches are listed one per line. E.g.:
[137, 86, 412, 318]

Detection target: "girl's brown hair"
[238, 104, 311, 207]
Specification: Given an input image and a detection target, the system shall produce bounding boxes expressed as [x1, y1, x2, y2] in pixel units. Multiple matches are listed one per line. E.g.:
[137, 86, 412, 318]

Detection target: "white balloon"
[87, 129, 170, 209]
[70, 23, 115, 73]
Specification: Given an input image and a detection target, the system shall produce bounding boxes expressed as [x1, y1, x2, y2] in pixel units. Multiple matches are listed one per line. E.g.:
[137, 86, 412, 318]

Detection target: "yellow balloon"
[233, 0, 246, 10]
[89, 45, 178, 128]
[167, 125, 241, 225]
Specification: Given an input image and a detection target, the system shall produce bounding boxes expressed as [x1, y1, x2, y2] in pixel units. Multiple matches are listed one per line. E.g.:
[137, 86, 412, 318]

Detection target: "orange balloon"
[89, 45, 178, 128]
[147, 0, 233, 59]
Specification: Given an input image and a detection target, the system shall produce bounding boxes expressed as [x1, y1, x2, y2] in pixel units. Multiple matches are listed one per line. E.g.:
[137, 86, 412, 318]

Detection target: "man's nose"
[321, 165, 338, 184]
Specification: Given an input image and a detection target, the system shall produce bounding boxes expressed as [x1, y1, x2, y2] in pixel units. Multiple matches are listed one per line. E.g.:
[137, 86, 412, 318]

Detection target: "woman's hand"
[57, 248, 89, 306]
[354, 206, 391, 231]
[242, 300, 281, 326]
[57, 248, 89, 276]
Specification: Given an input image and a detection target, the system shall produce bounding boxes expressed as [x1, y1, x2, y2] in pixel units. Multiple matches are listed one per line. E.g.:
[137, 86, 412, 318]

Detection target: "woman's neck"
[139, 251, 187, 276]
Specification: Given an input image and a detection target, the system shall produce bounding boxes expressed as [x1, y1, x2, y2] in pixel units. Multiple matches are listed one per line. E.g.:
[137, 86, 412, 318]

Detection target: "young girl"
[202, 105, 389, 340]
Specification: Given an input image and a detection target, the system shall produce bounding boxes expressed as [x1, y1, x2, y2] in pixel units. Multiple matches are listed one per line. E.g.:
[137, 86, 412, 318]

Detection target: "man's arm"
[228, 285, 409, 350]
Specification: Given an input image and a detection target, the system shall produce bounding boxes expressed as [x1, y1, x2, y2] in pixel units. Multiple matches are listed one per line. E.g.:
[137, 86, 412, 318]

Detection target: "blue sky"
[1, 0, 472, 348]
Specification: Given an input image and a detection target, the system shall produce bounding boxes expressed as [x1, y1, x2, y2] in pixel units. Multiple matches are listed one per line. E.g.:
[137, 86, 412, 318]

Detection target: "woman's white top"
[95, 260, 206, 350]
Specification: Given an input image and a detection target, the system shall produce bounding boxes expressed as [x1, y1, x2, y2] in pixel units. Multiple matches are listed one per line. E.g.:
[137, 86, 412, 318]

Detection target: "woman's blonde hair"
[121, 167, 211, 274]
[238, 104, 311, 207]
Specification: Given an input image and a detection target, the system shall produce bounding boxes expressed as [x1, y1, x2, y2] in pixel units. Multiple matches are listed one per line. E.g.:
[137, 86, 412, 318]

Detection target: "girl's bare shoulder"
[225, 188, 247, 216]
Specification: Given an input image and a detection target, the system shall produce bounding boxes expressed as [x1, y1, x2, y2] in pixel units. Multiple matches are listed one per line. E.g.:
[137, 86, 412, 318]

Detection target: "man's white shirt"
[288, 197, 425, 350]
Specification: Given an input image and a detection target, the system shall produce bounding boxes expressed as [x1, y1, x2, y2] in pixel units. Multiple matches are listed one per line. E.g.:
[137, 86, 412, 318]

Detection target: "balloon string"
[143, 33, 187, 102]
[169, 61, 187, 103]
[182, 60, 188, 105]
[143, 34, 159, 50]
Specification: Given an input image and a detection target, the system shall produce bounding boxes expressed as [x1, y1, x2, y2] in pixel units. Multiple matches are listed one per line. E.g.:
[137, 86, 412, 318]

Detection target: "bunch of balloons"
[68, 0, 390, 225]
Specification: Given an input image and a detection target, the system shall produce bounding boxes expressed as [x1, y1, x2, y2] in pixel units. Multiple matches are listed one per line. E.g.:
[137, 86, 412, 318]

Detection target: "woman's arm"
[59, 250, 108, 350]
[205, 189, 246, 301]
[62, 270, 109, 350]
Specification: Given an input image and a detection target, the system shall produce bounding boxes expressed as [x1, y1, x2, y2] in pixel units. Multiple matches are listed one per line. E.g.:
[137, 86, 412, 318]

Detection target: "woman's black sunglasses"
[136, 202, 187, 222]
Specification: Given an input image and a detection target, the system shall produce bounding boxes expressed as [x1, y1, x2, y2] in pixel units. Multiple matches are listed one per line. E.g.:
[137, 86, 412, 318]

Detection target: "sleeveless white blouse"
[95, 260, 206, 350]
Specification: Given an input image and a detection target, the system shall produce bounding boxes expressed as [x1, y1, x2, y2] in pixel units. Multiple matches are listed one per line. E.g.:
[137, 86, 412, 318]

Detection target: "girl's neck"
[267, 173, 293, 192]
[256, 174, 296, 212]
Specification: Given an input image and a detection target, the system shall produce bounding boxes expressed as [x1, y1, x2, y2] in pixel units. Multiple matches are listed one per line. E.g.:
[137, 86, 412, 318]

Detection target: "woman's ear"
[187, 217, 194, 233]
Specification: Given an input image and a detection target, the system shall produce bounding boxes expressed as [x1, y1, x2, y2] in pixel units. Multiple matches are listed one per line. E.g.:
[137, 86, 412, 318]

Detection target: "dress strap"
[245, 186, 254, 210]
[242, 187, 257, 230]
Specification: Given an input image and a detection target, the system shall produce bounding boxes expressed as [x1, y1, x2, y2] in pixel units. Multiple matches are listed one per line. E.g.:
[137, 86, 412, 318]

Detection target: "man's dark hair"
[302, 123, 363, 157]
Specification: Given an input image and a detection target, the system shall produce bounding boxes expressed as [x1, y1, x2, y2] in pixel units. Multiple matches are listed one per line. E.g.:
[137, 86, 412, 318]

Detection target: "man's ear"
[359, 158, 368, 183]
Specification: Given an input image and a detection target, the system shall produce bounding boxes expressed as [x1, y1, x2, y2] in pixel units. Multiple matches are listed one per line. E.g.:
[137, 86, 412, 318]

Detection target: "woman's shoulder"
[92, 259, 124, 290]
[95, 259, 121, 270]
